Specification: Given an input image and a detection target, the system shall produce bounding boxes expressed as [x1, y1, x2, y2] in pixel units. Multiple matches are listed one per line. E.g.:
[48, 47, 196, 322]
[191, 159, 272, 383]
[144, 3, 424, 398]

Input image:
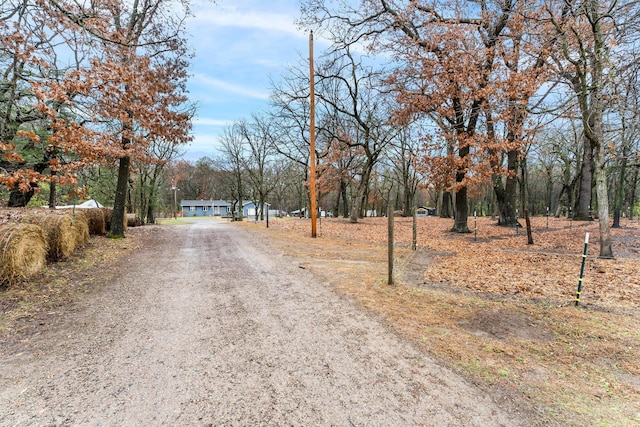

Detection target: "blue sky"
[184, 0, 311, 161]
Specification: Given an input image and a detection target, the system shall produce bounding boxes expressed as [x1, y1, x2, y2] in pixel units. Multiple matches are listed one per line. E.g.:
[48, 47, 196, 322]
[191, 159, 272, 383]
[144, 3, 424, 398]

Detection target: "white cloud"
[190, 4, 303, 38]
[189, 133, 220, 145]
[193, 117, 232, 127]
[182, 0, 307, 161]
[193, 74, 270, 100]
[185, 133, 222, 157]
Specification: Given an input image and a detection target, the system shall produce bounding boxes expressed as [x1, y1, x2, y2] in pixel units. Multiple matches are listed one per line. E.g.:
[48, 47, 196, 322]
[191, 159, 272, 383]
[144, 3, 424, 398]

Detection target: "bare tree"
[219, 123, 248, 221]
[543, 0, 634, 258]
[237, 115, 280, 220]
[315, 48, 397, 222]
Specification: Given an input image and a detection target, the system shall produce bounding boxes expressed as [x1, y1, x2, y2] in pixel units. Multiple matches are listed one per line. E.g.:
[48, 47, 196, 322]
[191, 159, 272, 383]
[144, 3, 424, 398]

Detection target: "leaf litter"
[241, 215, 640, 426]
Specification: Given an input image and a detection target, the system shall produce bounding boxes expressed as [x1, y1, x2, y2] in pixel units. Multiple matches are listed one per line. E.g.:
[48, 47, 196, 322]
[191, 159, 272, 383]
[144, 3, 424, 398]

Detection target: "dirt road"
[0, 220, 525, 426]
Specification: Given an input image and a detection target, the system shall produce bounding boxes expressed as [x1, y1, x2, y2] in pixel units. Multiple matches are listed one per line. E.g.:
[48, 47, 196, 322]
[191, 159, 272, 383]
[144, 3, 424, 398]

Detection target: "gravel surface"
[0, 220, 525, 426]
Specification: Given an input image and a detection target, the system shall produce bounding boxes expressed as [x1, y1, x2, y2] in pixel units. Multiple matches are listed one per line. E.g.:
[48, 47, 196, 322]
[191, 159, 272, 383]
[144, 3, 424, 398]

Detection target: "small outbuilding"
[416, 206, 436, 217]
[180, 200, 269, 219]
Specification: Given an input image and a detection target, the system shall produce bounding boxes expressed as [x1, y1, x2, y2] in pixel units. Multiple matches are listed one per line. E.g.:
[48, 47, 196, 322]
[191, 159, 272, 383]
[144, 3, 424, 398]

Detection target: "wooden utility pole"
[309, 31, 317, 238]
[388, 204, 394, 285]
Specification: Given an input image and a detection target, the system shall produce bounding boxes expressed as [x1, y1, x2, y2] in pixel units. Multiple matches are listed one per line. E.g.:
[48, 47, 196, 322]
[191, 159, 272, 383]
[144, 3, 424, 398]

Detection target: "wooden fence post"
[525, 210, 533, 245]
[412, 207, 417, 251]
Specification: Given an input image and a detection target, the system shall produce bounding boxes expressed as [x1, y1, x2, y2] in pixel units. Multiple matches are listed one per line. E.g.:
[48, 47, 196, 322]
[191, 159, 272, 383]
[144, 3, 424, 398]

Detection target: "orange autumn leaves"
[271, 216, 640, 308]
[0, 0, 191, 195]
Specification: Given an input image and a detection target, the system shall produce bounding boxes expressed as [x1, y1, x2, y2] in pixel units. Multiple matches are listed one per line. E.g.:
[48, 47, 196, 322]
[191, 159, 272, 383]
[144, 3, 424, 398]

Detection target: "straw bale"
[84, 208, 107, 235]
[0, 223, 48, 286]
[102, 208, 113, 231]
[126, 213, 141, 227]
[71, 211, 90, 247]
[102, 208, 128, 232]
[23, 212, 76, 261]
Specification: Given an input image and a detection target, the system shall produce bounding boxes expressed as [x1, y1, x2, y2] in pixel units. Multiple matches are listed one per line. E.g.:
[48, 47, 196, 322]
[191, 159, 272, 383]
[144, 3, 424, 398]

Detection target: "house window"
[202, 206, 208, 211]
[190, 206, 195, 211]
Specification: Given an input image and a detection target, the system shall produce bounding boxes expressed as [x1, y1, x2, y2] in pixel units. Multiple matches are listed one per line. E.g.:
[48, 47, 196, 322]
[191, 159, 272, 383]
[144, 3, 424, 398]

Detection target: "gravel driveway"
[0, 220, 524, 426]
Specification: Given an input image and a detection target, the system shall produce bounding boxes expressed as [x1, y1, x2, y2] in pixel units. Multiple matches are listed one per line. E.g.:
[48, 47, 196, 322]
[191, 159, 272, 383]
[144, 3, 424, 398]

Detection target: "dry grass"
[23, 211, 77, 261]
[126, 213, 141, 227]
[72, 211, 90, 247]
[0, 230, 140, 334]
[0, 223, 48, 286]
[102, 207, 113, 232]
[83, 208, 107, 236]
[238, 216, 640, 426]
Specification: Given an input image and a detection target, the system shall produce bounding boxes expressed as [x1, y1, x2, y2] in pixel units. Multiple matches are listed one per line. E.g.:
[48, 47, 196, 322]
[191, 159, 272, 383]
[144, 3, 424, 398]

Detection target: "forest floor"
[238, 215, 640, 426]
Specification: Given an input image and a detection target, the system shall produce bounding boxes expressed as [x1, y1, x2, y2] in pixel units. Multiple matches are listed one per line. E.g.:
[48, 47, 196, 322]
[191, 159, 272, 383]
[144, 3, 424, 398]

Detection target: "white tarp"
[55, 199, 104, 209]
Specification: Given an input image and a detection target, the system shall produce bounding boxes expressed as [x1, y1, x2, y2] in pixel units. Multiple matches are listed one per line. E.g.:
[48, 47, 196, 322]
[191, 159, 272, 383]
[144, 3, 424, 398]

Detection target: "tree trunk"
[334, 179, 344, 217]
[8, 188, 35, 207]
[612, 156, 627, 228]
[110, 155, 131, 238]
[259, 195, 265, 221]
[146, 203, 155, 224]
[595, 144, 613, 258]
[494, 178, 518, 227]
[440, 190, 452, 218]
[48, 172, 57, 209]
[630, 162, 639, 220]
[545, 164, 554, 214]
[361, 183, 369, 218]
[452, 184, 470, 233]
[401, 164, 414, 217]
[146, 184, 157, 224]
[402, 186, 409, 217]
[235, 171, 243, 221]
[519, 156, 528, 216]
[574, 136, 594, 220]
[349, 200, 359, 223]
[494, 150, 519, 227]
[341, 180, 349, 218]
[350, 168, 372, 223]
[587, 0, 612, 258]
[126, 178, 134, 214]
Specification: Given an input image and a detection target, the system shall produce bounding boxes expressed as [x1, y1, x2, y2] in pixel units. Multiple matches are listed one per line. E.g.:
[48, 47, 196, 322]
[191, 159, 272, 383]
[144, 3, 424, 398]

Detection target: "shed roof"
[180, 200, 269, 207]
[180, 200, 230, 207]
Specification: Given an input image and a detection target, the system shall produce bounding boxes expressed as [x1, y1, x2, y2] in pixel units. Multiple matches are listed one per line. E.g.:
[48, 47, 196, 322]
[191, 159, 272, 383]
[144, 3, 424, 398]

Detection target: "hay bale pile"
[102, 208, 130, 233]
[0, 223, 48, 286]
[126, 213, 142, 227]
[23, 211, 78, 261]
[102, 208, 114, 232]
[83, 208, 107, 235]
[72, 211, 90, 247]
[0, 205, 139, 287]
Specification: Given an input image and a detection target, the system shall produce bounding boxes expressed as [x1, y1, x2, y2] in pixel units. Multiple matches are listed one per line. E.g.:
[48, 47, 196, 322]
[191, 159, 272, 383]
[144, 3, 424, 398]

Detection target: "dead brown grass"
[0, 230, 140, 334]
[238, 216, 640, 427]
